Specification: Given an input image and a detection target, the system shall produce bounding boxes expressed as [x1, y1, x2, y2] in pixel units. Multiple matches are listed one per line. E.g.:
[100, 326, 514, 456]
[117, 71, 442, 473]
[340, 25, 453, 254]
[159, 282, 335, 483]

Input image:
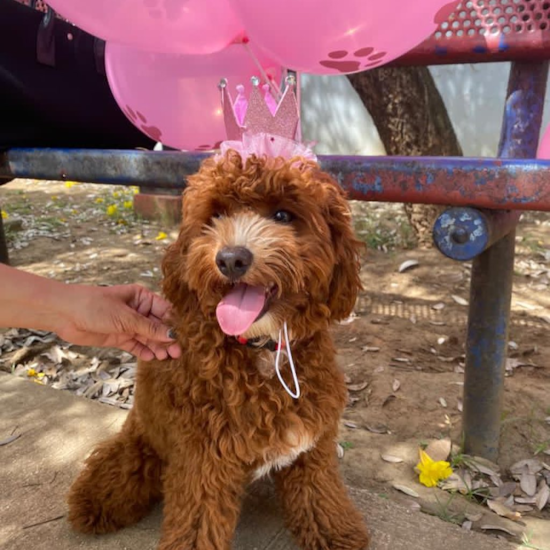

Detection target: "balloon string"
[274, 321, 300, 399]
[242, 42, 282, 101]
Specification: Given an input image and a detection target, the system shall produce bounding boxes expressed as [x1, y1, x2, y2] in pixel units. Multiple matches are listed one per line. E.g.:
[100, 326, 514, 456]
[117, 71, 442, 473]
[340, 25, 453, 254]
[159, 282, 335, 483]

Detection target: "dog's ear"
[161, 185, 199, 312]
[161, 226, 192, 313]
[324, 182, 363, 322]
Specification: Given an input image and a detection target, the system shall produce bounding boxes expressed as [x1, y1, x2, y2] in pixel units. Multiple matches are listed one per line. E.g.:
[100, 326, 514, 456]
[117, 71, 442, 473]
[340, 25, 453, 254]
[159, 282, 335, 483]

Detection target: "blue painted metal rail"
[2, 149, 550, 211]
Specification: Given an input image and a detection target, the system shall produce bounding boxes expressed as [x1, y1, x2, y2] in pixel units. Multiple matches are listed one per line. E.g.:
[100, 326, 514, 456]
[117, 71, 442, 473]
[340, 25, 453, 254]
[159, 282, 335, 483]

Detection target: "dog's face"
[163, 151, 362, 340]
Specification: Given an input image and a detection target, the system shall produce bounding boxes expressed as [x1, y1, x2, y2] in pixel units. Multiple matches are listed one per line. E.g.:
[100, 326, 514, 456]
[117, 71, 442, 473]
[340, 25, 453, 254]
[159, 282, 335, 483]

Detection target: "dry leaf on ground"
[424, 438, 451, 462]
[392, 484, 419, 498]
[486, 499, 522, 521]
[520, 473, 538, 496]
[535, 481, 549, 510]
[398, 260, 419, 273]
[0, 433, 21, 446]
[381, 454, 404, 464]
[451, 295, 469, 306]
[347, 381, 369, 392]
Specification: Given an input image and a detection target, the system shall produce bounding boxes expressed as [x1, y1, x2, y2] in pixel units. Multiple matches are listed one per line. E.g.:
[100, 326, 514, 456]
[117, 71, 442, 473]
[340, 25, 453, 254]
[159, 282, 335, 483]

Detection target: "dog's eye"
[273, 210, 293, 224]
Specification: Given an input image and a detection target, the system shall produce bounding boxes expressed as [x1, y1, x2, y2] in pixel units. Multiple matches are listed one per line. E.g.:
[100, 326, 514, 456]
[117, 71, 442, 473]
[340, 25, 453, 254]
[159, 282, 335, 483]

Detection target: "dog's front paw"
[158, 533, 229, 550]
[325, 526, 370, 550]
[294, 518, 370, 550]
[67, 485, 119, 534]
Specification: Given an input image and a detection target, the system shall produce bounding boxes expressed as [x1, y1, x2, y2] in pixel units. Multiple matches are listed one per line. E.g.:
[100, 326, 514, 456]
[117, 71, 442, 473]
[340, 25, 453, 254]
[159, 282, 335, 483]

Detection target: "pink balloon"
[538, 123, 550, 159]
[105, 42, 283, 151]
[228, 0, 458, 75]
[46, 0, 244, 55]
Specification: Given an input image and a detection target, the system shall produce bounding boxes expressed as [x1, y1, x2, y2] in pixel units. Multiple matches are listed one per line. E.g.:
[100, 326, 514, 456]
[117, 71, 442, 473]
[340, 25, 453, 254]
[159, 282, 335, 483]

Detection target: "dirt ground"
[1, 179, 549, 546]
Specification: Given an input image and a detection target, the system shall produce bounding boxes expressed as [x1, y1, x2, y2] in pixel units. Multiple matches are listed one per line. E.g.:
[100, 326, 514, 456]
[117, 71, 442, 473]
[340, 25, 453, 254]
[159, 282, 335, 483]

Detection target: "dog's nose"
[216, 246, 253, 280]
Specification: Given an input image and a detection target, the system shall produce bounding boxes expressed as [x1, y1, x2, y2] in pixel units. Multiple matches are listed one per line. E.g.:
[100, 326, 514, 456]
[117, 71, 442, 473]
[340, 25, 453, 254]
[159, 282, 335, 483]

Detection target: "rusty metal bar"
[462, 61, 549, 462]
[2, 149, 550, 211]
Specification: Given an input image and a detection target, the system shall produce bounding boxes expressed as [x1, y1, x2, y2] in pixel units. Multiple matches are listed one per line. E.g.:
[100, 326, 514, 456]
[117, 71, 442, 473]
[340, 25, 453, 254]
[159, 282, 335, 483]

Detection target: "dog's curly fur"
[68, 151, 370, 550]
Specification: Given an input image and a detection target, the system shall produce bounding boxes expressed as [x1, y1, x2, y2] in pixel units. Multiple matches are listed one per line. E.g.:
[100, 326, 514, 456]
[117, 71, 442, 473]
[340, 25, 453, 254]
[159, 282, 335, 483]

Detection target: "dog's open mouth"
[216, 283, 277, 336]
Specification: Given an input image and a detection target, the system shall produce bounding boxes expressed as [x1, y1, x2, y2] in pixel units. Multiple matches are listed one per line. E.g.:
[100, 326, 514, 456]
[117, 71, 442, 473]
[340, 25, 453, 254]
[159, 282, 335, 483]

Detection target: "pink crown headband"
[216, 75, 317, 164]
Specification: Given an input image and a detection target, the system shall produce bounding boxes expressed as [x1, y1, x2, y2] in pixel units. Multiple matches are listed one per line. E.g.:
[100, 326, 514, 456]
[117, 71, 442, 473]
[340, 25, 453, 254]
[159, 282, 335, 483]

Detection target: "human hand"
[54, 284, 182, 361]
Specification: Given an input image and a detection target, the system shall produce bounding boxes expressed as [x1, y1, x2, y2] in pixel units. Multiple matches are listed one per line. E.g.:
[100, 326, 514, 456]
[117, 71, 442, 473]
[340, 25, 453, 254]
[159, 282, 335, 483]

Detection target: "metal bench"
[1, 0, 549, 463]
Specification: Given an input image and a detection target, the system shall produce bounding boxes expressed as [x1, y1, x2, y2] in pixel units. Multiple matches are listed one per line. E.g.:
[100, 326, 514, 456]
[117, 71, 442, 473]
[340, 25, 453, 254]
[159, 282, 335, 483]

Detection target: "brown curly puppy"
[68, 151, 370, 550]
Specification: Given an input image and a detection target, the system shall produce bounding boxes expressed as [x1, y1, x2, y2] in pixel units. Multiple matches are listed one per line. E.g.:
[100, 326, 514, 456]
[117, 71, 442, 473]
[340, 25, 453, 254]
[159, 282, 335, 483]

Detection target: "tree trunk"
[348, 67, 463, 247]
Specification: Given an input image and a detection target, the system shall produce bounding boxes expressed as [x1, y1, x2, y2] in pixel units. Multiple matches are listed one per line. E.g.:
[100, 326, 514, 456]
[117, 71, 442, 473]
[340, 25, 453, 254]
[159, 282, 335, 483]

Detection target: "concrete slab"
[0, 374, 518, 550]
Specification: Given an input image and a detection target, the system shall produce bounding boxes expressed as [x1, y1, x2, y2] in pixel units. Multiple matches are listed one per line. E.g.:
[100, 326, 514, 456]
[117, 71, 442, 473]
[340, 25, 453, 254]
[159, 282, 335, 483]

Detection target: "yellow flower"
[27, 368, 37, 378]
[95, 197, 105, 204]
[155, 231, 168, 241]
[416, 449, 453, 488]
[1, 210, 8, 220]
[65, 181, 78, 188]
[131, 186, 139, 195]
[107, 204, 118, 216]
[112, 191, 121, 199]
[123, 200, 133, 210]
[51, 195, 58, 201]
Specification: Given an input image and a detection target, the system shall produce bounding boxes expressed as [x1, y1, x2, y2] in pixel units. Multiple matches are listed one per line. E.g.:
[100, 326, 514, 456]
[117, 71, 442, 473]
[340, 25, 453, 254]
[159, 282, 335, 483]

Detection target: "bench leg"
[462, 60, 548, 462]
[0, 213, 9, 265]
[463, 231, 515, 461]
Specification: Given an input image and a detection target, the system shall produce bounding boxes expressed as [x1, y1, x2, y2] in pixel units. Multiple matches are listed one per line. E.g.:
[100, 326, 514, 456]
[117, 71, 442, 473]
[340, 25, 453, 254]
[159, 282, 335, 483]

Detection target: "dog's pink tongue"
[216, 284, 266, 336]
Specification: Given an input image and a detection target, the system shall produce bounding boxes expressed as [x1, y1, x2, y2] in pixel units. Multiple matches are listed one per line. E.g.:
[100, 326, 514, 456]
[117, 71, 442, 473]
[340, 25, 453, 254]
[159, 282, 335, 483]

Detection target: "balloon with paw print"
[105, 42, 283, 151]
[227, 0, 459, 75]
[45, 0, 244, 55]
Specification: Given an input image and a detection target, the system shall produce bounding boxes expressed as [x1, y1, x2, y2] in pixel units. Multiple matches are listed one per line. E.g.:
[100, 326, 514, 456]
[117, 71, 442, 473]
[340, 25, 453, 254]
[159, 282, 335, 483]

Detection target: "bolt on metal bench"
[1, 0, 549, 463]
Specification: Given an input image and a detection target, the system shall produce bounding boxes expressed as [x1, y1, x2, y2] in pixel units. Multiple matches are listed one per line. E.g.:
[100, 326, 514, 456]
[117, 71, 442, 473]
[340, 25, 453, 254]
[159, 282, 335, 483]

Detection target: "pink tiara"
[217, 76, 316, 163]
[220, 75, 300, 141]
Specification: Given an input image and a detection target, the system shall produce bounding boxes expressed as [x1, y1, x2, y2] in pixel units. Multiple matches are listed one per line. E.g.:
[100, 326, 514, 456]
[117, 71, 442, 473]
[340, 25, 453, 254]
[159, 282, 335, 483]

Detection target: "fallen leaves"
[3, 329, 137, 411]
[435, 453, 550, 525]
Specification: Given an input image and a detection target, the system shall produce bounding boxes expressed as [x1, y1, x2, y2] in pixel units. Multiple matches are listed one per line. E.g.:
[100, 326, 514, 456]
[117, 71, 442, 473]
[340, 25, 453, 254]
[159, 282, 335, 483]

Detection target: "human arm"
[0, 263, 181, 361]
